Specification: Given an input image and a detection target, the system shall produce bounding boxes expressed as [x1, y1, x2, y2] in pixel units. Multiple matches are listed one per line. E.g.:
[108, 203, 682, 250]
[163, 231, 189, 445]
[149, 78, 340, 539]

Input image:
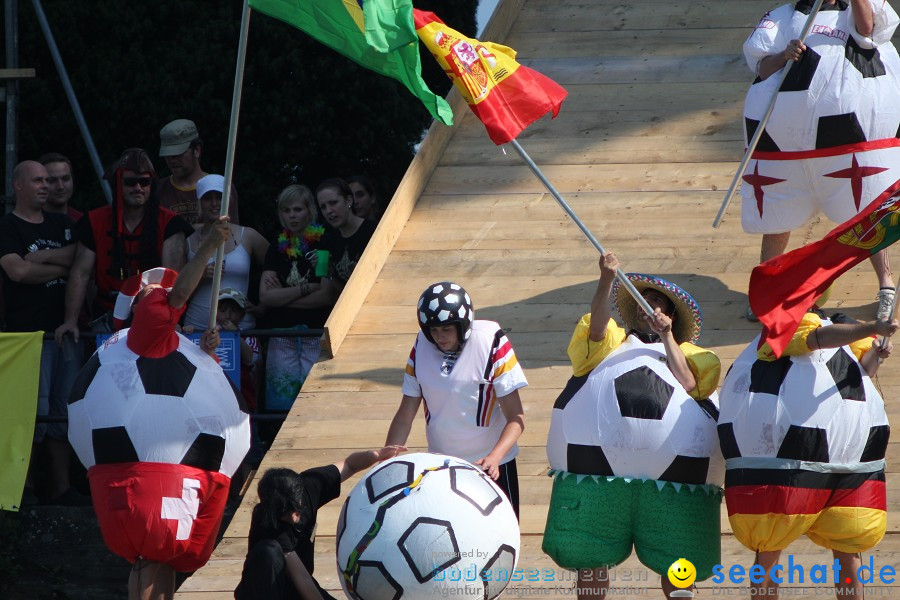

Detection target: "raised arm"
[851, 0, 875, 38]
[168, 219, 229, 310]
[589, 252, 619, 342]
[646, 310, 698, 393]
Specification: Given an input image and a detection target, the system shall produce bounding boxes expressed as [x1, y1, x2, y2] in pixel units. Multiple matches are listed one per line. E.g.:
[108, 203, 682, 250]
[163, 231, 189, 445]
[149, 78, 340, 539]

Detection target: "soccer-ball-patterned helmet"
[417, 282, 474, 345]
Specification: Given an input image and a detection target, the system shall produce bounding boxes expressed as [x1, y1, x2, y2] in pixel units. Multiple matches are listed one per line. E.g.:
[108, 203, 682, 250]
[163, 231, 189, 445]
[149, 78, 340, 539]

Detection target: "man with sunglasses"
[54, 148, 194, 341]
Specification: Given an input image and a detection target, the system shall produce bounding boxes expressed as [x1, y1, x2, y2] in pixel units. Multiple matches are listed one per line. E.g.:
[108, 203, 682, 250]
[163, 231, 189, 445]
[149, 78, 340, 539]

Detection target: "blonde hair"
[275, 184, 316, 228]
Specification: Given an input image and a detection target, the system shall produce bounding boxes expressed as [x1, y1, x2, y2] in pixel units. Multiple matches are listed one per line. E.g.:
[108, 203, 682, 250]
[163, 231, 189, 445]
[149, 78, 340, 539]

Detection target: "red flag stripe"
[751, 138, 900, 161]
[725, 480, 886, 516]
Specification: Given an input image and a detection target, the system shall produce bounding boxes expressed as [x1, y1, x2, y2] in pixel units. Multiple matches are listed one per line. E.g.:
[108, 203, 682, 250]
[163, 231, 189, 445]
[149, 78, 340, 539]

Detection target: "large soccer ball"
[546, 338, 724, 486]
[718, 337, 889, 465]
[336, 453, 520, 600]
[68, 329, 250, 477]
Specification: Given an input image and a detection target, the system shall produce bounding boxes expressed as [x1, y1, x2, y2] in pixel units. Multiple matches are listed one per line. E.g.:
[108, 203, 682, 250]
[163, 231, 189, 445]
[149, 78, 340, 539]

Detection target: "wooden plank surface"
[177, 0, 900, 597]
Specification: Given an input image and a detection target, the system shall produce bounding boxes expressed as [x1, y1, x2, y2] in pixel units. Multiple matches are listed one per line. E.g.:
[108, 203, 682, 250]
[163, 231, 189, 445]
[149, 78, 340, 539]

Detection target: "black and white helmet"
[417, 282, 474, 345]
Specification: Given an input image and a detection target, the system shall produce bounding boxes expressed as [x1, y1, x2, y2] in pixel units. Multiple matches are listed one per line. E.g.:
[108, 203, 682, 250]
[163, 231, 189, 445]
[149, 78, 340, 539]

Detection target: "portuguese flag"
[413, 9, 567, 145]
[750, 178, 900, 357]
[248, 0, 453, 125]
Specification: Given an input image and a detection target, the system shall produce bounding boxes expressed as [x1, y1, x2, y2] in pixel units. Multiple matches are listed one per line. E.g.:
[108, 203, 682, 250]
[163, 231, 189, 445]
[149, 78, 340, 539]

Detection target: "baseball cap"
[218, 287, 248, 309]
[197, 174, 225, 200]
[159, 119, 199, 157]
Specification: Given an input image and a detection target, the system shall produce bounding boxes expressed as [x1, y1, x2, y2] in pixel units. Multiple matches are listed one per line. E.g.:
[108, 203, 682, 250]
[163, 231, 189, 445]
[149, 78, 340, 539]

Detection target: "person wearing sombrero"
[544, 252, 724, 600]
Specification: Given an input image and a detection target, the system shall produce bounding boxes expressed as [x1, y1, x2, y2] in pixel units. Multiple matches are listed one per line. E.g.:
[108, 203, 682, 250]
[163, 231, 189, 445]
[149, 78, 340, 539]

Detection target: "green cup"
[315, 250, 330, 277]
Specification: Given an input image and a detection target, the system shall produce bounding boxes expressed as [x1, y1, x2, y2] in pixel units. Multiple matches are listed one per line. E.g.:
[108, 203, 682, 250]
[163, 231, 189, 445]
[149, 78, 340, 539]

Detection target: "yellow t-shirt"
[566, 314, 721, 400]
[757, 313, 874, 361]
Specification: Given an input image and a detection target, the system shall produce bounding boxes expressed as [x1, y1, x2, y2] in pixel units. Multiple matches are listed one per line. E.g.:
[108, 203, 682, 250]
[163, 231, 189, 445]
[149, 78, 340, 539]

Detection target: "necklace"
[278, 223, 325, 258]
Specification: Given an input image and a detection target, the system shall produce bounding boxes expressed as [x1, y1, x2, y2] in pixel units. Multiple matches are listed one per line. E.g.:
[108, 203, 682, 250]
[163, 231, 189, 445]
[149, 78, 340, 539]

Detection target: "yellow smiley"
[667, 558, 696, 589]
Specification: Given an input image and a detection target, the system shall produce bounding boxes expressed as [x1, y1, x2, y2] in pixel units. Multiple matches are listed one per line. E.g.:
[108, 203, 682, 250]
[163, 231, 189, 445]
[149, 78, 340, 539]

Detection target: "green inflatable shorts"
[543, 472, 722, 580]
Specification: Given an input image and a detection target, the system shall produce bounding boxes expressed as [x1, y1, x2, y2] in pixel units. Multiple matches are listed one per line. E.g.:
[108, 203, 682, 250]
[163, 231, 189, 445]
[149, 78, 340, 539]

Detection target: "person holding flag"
[739, 0, 900, 322]
[719, 287, 896, 599]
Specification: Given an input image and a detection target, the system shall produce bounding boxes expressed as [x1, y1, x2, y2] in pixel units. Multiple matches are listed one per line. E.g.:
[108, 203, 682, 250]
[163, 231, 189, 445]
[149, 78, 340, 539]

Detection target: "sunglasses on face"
[122, 176, 152, 188]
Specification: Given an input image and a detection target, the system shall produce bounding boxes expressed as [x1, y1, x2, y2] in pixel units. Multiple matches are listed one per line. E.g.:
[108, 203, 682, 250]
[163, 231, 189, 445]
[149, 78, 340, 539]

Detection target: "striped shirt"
[402, 320, 528, 464]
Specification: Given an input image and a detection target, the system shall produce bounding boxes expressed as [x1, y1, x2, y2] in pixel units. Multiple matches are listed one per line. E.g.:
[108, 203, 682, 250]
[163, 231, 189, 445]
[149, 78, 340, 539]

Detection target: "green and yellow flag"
[0, 332, 43, 511]
[248, 0, 453, 125]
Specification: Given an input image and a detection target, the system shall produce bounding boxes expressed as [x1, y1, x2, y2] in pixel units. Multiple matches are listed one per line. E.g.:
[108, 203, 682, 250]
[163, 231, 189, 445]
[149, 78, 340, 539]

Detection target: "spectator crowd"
[1, 118, 383, 507]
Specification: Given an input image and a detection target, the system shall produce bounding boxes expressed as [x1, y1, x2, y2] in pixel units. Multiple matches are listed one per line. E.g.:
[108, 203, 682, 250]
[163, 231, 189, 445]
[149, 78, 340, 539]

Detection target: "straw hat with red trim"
[613, 273, 702, 345]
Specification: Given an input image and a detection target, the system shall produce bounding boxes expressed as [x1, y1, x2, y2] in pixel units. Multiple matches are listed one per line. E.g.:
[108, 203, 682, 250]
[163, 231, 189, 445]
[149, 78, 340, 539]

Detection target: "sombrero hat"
[613, 273, 702, 345]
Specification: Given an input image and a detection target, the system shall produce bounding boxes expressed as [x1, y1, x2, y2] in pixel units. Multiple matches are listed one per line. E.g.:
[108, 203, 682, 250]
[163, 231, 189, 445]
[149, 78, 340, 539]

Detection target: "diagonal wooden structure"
[177, 0, 900, 597]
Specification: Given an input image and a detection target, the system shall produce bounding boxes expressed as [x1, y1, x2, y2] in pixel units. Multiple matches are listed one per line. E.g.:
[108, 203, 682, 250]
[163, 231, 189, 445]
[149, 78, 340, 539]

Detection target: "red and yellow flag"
[414, 10, 567, 145]
[750, 178, 900, 357]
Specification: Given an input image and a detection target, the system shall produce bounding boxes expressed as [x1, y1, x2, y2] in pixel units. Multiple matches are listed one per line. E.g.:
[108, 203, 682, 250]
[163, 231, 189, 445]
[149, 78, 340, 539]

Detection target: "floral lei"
[277, 223, 325, 258]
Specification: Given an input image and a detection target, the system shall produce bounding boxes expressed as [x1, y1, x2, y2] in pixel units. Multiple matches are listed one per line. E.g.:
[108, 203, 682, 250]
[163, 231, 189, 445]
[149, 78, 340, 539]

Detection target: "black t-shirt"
[320, 219, 377, 284]
[0, 211, 74, 331]
[260, 244, 332, 329]
[246, 465, 342, 575]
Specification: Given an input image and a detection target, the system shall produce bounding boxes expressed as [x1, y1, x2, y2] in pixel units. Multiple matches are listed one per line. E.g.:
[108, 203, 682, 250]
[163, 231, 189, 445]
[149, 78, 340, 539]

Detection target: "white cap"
[196, 174, 225, 200]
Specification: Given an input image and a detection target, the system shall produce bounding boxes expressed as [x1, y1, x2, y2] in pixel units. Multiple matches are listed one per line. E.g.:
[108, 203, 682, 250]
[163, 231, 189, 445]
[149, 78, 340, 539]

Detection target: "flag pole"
[508, 139, 655, 316]
[711, 0, 825, 229]
[208, 0, 251, 332]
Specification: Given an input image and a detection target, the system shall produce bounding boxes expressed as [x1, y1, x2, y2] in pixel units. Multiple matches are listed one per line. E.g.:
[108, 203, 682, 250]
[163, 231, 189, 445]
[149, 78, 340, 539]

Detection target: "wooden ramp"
[177, 0, 900, 597]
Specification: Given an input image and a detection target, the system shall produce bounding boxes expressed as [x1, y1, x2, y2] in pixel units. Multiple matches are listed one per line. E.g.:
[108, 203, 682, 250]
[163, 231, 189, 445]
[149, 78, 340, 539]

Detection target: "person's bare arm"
[168, 220, 229, 310]
[385, 395, 422, 448]
[806, 319, 898, 350]
[860, 338, 892, 376]
[851, 0, 875, 37]
[757, 38, 806, 80]
[162, 232, 187, 271]
[246, 227, 270, 266]
[0, 253, 68, 284]
[54, 242, 95, 343]
[334, 446, 408, 482]
[474, 390, 525, 480]
[648, 310, 698, 393]
[23, 244, 76, 267]
[589, 253, 619, 342]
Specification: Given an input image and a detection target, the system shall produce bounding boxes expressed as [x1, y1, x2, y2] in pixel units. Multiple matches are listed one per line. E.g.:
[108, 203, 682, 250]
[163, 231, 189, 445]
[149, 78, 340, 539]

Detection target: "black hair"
[103, 149, 162, 281]
[255, 468, 306, 531]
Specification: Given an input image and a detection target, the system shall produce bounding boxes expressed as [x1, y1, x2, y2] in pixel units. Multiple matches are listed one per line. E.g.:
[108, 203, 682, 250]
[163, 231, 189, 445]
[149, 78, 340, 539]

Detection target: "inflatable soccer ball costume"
[68, 270, 250, 571]
[543, 275, 724, 579]
[741, 0, 900, 233]
[718, 314, 889, 553]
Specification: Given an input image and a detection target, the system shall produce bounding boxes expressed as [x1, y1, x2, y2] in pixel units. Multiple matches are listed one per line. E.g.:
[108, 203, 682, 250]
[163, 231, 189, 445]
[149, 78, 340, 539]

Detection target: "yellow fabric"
[807, 506, 887, 553]
[0, 332, 43, 511]
[567, 314, 720, 398]
[730, 512, 816, 552]
[758, 312, 875, 361]
[680, 343, 721, 400]
[567, 315, 626, 377]
[730, 508, 886, 553]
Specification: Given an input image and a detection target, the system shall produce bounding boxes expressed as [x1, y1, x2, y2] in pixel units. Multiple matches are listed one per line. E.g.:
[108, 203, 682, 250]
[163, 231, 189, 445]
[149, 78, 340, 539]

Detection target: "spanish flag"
[248, 0, 452, 125]
[0, 332, 43, 511]
[750, 178, 900, 357]
[414, 10, 567, 145]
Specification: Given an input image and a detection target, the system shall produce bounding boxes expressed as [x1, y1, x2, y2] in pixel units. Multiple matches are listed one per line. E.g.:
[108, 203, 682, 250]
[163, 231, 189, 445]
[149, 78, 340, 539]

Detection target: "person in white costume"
[385, 281, 527, 518]
[741, 0, 900, 320]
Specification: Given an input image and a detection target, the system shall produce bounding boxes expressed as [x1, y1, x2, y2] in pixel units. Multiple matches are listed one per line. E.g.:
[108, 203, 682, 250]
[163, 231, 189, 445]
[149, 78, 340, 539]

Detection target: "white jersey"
[402, 320, 528, 464]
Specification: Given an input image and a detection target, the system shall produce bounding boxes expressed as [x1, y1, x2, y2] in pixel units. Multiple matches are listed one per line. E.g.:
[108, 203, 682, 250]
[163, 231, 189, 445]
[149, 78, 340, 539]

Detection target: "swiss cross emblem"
[161, 478, 201, 540]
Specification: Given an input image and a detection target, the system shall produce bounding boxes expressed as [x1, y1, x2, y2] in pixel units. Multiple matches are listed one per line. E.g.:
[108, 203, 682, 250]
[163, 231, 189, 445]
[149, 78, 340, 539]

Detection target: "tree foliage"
[13, 0, 477, 234]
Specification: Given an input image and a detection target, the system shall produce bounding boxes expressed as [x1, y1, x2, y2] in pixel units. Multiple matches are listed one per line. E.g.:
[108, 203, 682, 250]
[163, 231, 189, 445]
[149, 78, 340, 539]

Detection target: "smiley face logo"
[667, 558, 696, 589]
